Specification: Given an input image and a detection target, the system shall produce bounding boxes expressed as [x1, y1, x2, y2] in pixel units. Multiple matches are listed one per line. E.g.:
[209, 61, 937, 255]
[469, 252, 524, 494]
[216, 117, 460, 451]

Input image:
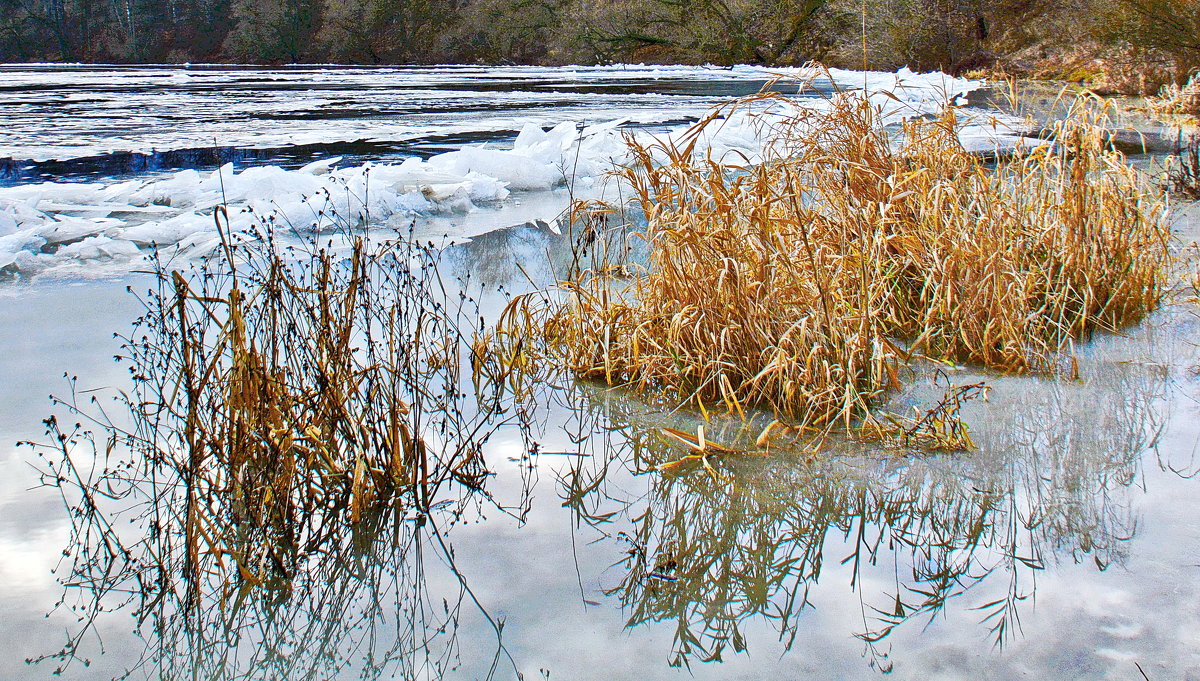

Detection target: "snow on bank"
[0, 66, 1027, 279]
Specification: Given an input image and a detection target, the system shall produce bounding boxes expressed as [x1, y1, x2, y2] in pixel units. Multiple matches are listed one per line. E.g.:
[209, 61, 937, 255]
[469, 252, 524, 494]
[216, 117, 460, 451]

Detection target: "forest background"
[0, 0, 1196, 93]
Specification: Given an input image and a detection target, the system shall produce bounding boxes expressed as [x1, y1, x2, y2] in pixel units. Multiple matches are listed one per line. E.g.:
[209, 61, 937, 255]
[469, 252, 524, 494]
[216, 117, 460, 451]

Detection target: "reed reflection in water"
[19, 201, 1181, 679]
[23, 202, 544, 679]
[558, 350, 1167, 671]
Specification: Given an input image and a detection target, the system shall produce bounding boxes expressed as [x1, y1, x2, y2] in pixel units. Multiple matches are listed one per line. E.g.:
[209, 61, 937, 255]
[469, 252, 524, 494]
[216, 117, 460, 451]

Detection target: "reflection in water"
[127, 513, 507, 680]
[31, 427, 520, 681]
[18, 213, 1175, 679]
[559, 358, 1165, 671]
[24, 216, 540, 680]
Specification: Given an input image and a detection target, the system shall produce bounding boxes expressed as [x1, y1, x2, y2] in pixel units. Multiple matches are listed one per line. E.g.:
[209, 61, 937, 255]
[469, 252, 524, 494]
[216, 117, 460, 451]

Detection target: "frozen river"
[0, 64, 1009, 280]
[1, 65, 1197, 681]
[0, 64, 969, 168]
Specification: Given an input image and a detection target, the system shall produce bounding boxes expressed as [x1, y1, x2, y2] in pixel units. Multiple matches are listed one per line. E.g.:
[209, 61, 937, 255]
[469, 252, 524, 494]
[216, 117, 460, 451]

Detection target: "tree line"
[0, 0, 1195, 90]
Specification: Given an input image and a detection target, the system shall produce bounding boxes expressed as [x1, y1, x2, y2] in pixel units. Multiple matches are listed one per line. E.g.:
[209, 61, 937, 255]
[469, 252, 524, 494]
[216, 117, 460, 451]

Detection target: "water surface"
[1, 66, 1197, 681]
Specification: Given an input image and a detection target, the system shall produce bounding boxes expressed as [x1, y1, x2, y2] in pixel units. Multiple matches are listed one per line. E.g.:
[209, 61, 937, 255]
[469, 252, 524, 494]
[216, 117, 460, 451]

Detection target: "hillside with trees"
[0, 0, 1195, 92]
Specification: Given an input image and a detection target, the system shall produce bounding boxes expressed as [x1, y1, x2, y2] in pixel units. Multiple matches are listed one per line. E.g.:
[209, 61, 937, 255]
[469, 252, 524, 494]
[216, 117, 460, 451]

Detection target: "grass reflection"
[23, 206, 535, 679]
[560, 358, 1164, 671]
[15, 180, 1176, 679]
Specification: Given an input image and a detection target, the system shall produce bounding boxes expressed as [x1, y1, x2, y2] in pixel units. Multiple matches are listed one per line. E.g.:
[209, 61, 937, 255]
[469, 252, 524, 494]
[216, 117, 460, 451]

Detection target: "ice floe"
[0, 64, 1033, 279]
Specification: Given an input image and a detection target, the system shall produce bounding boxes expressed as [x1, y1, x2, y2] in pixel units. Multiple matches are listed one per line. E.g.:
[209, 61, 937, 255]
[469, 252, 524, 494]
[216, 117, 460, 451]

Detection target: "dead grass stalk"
[497, 89, 1170, 435]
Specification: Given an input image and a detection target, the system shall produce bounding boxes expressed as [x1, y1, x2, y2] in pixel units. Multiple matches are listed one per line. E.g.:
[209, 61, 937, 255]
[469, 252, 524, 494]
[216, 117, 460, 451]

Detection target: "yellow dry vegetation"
[498, 89, 1170, 432]
[1149, 73, 1200, 117]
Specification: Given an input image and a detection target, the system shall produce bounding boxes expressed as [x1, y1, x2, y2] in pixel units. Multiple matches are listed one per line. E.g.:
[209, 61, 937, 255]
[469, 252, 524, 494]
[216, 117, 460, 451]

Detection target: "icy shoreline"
[0, 63, 978, 163]
[0, 65, 1027, 280]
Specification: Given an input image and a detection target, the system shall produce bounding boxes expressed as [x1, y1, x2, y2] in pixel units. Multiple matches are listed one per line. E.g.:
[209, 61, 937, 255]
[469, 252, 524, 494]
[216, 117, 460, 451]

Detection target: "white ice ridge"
[0, 67, 1029, 279]
[0, 118, 638, 278]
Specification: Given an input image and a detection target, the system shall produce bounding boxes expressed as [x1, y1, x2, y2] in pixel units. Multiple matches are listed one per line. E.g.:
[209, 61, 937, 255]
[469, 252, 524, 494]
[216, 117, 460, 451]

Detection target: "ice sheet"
[0, 64, 980, 163]
[0, 65, 1026, 279]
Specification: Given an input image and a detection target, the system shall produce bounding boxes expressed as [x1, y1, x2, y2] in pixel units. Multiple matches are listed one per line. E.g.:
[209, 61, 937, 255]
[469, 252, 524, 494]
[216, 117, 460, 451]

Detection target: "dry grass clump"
[92, 222, 512, 590]
[499, 91, 1169, 432]
[888, 105, 1168, 368]
[169, 249, 415, 560]
[28, 213, 533, 676]
[1149, 72, 1200, 117]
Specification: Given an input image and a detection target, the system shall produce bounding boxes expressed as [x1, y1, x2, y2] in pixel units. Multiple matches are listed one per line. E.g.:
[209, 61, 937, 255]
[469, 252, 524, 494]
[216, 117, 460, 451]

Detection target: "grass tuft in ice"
[24, 204, 534, 677]
[494, 89, 1170, 436]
